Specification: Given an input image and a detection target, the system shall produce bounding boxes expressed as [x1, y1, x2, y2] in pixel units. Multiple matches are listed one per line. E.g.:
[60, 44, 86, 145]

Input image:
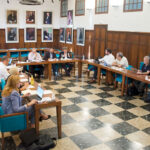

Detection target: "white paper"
[22, 90, 37, 95]
[20, 78, 28, 82]
[44, 90, 53, 94]
[19, 75, 25, 78]
[27, 85, 35, 89]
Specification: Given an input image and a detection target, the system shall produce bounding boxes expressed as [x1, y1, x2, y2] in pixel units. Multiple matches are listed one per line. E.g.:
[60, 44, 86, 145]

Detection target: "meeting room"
[0, 0, 150, 150]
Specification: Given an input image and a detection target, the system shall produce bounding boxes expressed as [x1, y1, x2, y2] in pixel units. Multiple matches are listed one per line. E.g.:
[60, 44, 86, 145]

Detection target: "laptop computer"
[8, 58, 12, 66]
[29, 86, 44, 101]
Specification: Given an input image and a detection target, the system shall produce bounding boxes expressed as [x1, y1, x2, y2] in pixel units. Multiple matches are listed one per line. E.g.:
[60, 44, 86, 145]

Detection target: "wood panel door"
[93, 25, 107, 58]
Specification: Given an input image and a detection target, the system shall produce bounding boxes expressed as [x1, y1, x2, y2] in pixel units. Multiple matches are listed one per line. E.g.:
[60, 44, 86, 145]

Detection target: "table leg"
[56, 104, 62, 139]
[97, 67, 101, 85]
[78, 61, 82, 78]
[121, 75, 125, 96]
[48, 63, 52, 80]
[35, 107, 39, 135]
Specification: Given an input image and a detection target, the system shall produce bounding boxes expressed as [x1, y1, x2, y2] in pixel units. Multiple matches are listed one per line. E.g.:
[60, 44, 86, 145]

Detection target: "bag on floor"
[127, 86, 139, 96]
[19, 128, 37, 147]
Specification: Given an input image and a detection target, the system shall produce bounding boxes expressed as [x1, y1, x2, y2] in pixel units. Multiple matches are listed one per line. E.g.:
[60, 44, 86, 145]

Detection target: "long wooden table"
[20, 74, 62, 138]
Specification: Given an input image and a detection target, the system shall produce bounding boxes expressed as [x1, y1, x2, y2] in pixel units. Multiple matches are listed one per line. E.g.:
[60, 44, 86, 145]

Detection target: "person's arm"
[53, 53, 56, 59]
[4, 68, 10, 80]
[44, 52, 48, 60]
[36, 53, 42, 61]
[11, 91, 27, 113]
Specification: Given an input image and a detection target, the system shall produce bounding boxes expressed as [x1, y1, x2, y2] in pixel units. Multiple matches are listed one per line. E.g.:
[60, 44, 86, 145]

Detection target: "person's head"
[2, 56, 9, 66]
[32, 48, 37, 54]
[2, 75, 20, 97]
[49, 48, 54, 53]
[62, 47, 68, 53]
[46, 12, 49, 16]
[9, 67, 19, 75]
[144, 56, 150, 65]
[105, 48, 112, 55]
[116, 52, 123, 61]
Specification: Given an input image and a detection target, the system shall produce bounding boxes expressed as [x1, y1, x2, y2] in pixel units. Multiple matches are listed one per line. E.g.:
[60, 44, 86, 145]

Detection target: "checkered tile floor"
[1, 69, 150, 150]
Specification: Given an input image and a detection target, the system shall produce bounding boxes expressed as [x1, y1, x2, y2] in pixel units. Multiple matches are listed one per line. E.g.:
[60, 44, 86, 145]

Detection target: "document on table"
[22, 90, 37, 95]
[20, 78, 28, 82]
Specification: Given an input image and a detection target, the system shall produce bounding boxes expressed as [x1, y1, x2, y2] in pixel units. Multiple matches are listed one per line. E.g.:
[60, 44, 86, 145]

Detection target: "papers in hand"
[22, 90, 37, 95]
[19, 74, 25, 78]
[20, 78, 28, 82]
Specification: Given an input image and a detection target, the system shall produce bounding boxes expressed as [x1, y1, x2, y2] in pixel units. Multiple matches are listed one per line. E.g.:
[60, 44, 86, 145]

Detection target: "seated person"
[0, 56, 10, 82]
[1, 75, 50, 128]
[28, 48, 44, 79]
[134, 56, 150, 96]
[112, 52, 128, 68]
[44, 48, 58, 76]
[9, 67, 29, 91]
[90, 48, 115, 83]
[59, 47, 73, 76]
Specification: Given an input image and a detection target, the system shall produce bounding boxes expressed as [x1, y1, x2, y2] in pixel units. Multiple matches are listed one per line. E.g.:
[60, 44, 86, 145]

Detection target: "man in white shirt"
[0, 56, 10, 81]
[28, 48, 42, 62]
[28, 48, 43, 79]
[112, 52, 128, 68]
[89, 48, 115, 83]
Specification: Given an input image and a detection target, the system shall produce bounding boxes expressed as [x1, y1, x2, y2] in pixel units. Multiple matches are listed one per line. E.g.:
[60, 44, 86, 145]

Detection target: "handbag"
[19, 128, 37, 147]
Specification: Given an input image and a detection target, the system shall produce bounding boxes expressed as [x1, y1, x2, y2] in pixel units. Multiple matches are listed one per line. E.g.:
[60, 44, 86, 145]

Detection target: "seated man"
[44, 48, 58, 77]
[134, 56, 150, 96]
[90, 48, 115, 83]
[28, 48, 44, 79]
[112, 52, 128, 68]
[0, 56, 10, 82]
[59, 47, 73, 76]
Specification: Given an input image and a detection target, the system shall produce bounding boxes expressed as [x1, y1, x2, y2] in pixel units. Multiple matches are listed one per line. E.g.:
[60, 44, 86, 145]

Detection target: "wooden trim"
[75, 0, 85, 16]
[123, 0, 143, 12]
[0, 112, 28, 118]
[95, 0, 109, 14]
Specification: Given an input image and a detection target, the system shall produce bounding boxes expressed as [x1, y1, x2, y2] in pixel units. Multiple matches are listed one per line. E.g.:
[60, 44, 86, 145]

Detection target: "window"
[75, 0, 85, 16]
[124, 0, 143, 12]
[61, 0, 68, 17]
[95, 0, 109, 14]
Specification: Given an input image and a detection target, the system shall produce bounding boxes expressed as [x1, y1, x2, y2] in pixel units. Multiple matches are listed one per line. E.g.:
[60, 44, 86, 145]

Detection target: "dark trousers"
[52, 64, 58, 76]
[92, 66, 98, 80]
[29, 65, 44, 78]
[134, 80, 146, 93]
[61, 63, 73, 75]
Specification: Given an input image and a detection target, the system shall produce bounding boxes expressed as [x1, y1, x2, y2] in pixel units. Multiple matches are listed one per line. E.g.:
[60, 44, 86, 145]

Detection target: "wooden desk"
[48, 59, 80, 80]
[20, 74, 62, 138]
[81, 60, 126, 96]
[16, 61, 49, 78]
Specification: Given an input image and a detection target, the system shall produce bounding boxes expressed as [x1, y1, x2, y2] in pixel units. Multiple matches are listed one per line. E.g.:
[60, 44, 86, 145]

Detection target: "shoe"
[39, 115, 51, 122]
[89, 79, 96, 83]
[144, 99, 150, 103]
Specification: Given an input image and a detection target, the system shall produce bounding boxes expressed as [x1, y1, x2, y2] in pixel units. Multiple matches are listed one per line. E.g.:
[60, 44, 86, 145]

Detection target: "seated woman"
[9, 67, 29, 91]
[1, 75, 50, 128]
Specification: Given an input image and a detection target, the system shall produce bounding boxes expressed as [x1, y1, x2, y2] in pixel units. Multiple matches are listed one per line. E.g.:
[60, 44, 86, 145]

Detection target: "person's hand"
[137, 70, 142, 74]
[118, 64, 122, 68]
[24, 93, 31, 97]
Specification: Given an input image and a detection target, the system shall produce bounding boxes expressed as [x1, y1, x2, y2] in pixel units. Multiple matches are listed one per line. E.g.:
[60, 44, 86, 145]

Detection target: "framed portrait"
[25, 27, 36, 42]
[6, 27, 19, 43]
[43, 12, 52, 24]
[26, 11, 35, 24]
[59, 28, 65, 43]
[7, 10, 17, 24]
[67, 10, 73, 26]
[42, 27, 53, 42]
[66, 28, 73, 44]
[77, 28, 85, 46]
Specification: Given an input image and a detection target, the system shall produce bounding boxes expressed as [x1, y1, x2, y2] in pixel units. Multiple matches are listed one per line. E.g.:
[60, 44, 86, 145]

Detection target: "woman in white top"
[112, 52, 128, 68]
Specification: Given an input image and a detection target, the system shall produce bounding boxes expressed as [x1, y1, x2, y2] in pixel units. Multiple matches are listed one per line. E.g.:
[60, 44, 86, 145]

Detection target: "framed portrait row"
[5, 27, 53, 43]
[59, 27, 85, 46]
[6, 10, 52, 25]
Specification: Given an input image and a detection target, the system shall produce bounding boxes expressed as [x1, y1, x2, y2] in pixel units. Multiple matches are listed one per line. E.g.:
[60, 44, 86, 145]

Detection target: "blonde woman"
[1, 75, 50, 128]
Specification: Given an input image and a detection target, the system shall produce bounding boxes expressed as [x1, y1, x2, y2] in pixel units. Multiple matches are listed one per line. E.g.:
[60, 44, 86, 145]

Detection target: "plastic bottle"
[31, 75, 34, 85]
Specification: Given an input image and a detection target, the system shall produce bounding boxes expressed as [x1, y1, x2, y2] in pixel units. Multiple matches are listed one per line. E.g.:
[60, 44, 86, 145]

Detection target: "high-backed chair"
[0, 79, 6, 104]
[0, 107, 28, 150]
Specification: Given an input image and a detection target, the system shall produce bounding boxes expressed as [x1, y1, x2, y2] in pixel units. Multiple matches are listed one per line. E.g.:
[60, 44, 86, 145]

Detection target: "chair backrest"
[0, 106, 4, 115]
[1, 79, 6, 91]
[126, 65, 133, 70]
[140, 62, 144, 70]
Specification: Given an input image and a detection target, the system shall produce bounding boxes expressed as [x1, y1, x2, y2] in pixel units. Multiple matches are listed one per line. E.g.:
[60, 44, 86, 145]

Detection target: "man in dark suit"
[44, 48, 58, 77]
[7, 11, 17, 24]
[44, 12, 51, 24]
[59, 47, 73, 76]
[8, 29, 16, 41]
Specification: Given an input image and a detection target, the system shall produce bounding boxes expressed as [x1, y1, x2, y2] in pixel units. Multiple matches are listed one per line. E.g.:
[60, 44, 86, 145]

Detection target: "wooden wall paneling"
[19, 29, 24, 48]
[37, 29, 41, 48]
